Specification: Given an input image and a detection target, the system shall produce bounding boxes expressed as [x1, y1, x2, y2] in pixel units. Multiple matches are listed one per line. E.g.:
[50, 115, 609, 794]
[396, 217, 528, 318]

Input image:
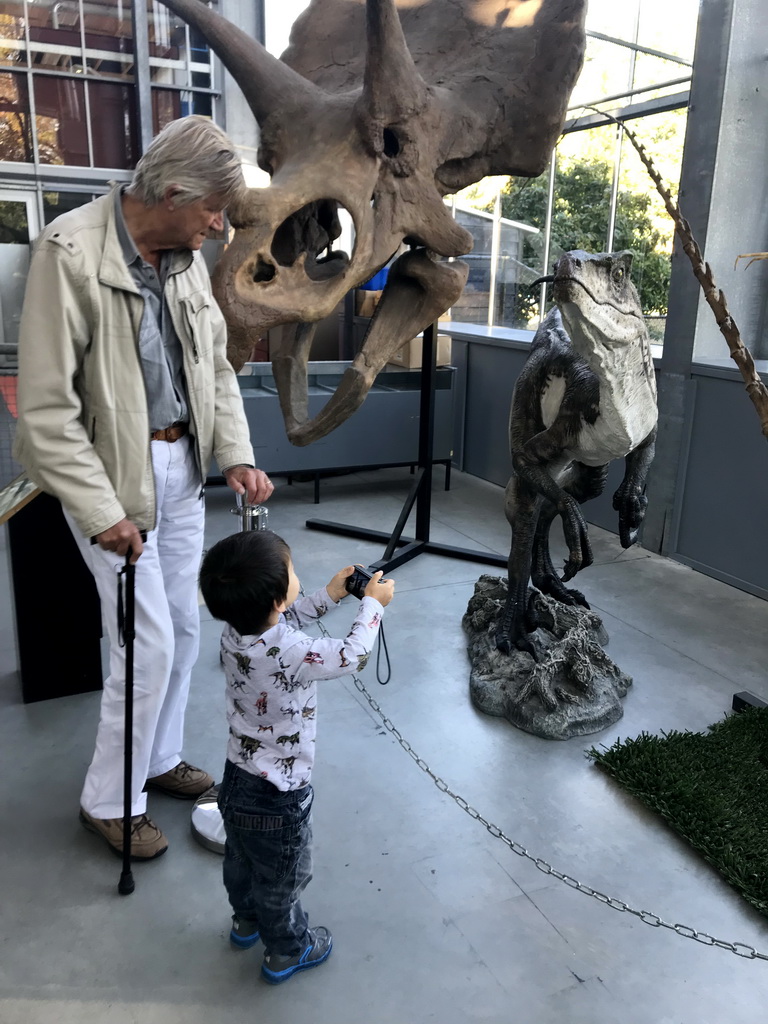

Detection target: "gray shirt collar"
[113, 187, 192, 275]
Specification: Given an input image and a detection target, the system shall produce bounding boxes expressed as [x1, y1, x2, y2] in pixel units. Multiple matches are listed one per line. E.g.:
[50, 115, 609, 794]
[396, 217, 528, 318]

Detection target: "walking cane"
[115, 534, 145, 896]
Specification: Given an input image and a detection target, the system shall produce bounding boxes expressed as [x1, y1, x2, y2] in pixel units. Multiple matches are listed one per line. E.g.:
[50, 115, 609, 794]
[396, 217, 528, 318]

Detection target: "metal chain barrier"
[317, 611, 768, 962]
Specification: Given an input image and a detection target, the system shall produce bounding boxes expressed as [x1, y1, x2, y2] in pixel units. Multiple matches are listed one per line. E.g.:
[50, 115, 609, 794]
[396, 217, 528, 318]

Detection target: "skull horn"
[155, 0, 320, 124]
[362, 0, 428, 126]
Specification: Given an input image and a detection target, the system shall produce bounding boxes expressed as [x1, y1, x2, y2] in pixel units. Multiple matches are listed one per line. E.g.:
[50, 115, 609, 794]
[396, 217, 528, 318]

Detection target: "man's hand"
[94, 519, 145, 563]
[326, 565, 356, 603]
[224, 465, 274, 504]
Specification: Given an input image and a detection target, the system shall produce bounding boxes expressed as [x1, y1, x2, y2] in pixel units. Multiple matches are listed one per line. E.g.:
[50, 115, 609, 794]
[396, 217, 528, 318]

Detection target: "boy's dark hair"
[199, 529, 291, 636]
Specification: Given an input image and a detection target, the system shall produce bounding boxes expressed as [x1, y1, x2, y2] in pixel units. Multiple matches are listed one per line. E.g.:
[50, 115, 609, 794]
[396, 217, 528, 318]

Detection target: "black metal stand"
[305, 323, 508, 574]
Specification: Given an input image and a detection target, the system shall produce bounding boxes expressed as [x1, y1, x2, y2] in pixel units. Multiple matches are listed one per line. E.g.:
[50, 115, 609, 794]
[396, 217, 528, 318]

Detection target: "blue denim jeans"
[217, 760, 313, 956]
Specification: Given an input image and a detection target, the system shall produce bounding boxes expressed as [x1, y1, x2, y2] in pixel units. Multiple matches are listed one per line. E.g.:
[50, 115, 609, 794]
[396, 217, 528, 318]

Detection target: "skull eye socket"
[268, 199, 352, 283]
[383, 127, 401, 158]
[271, 200, 341, 267]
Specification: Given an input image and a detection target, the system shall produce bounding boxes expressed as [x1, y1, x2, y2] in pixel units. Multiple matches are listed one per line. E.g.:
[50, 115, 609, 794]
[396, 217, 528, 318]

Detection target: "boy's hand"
[364, 570, 395, 607]
[327, 565, 356, 603]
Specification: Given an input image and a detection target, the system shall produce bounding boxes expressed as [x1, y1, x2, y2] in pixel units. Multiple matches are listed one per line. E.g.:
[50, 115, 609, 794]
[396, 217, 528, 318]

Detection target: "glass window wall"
[0, 70, 33, 161]
[2, 0, 702, 347]
[148, 2, 212, 88]
[444, 0, 699, 341]
[0, 0, 26, 68]
[0, 0, 214, 173]
[34, 75, 88, 164]
[42, 188, 96, 223]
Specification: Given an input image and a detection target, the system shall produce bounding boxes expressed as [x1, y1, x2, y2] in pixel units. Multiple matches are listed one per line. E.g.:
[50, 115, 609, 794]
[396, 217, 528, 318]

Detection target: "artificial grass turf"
[587, 707, 768, 917]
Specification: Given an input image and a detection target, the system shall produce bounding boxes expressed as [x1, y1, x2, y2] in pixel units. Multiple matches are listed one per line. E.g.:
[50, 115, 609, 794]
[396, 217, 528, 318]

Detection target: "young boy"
[199, 530, 395, 984]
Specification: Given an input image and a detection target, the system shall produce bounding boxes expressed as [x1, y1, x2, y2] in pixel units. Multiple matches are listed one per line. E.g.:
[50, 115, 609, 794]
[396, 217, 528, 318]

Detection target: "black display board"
[7, 491, 103, 703]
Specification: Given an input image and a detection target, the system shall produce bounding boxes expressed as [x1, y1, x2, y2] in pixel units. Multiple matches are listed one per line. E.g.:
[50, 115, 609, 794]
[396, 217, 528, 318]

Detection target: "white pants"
[66, 436, 205, 818]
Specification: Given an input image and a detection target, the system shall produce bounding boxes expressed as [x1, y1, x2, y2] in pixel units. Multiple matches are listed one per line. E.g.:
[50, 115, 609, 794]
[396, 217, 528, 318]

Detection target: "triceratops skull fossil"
[157, 0, 587, 445]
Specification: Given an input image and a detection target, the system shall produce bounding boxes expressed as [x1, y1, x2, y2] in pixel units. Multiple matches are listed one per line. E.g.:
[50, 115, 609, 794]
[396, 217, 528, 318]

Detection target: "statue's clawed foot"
[531, 571, 590, 609]
[559, 497, 593, 581]
[613, 486, 648, 549]
[495, 588, 539, 658]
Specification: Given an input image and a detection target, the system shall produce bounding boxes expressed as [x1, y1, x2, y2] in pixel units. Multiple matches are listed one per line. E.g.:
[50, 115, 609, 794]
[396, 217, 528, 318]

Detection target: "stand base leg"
[305, 518, 508, 573]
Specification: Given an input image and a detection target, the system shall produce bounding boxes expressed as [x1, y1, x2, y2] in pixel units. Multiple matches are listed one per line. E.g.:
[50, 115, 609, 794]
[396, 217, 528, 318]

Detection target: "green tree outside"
[454, 110, 686, 336]
[501, 154, 671, 324]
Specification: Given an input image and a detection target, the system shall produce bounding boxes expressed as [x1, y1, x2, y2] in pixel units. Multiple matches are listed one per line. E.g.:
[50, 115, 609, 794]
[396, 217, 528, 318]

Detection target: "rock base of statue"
[463, 575, 632, 740]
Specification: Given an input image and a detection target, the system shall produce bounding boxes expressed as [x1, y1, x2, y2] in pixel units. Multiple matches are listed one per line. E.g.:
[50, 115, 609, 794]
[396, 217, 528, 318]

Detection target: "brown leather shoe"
[145, 761, 215, 800]
[79, 808, 168, 860]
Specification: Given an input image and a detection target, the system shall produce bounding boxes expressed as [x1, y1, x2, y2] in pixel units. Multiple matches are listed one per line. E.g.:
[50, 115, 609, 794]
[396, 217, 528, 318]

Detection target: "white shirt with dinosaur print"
[219, 588, 384, 791]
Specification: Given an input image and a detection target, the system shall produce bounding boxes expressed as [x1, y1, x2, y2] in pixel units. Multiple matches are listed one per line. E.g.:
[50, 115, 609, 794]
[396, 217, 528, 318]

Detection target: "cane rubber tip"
[118, 874, 135, 895]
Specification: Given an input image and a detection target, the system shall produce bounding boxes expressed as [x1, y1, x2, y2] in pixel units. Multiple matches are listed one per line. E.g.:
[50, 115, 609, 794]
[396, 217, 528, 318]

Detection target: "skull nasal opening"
[252, 258, 276, 283]
[270, 199, 351, 282]
[383, 128, 400, 158]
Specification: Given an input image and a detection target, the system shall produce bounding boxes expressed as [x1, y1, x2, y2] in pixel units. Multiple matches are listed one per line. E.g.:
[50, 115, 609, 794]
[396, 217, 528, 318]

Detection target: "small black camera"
[345, 565, 379, 599]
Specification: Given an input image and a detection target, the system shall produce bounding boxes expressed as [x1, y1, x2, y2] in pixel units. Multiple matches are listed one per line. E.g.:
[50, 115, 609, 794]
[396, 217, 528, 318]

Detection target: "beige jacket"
[14, 187, 255, 537]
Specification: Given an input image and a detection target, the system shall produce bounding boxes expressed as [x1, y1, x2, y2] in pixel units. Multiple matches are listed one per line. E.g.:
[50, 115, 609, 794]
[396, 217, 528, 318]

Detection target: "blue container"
[360, 267, 389, 290]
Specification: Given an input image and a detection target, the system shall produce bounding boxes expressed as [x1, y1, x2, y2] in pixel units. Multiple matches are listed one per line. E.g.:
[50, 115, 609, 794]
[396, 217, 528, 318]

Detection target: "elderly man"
[14, 116, 273, 860]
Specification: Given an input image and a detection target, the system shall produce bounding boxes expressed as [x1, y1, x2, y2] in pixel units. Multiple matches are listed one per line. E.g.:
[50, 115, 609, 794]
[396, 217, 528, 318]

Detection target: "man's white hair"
[127, 115, 244, 208]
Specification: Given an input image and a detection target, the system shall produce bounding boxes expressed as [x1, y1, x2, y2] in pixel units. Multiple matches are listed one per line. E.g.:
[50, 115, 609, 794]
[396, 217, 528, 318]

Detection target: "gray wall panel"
[449, 338, 468, 470]
[672, 373, 768, 597]
[213, 367, 455, 476]
[579, 461, 626, 534]
[462, 343, 523, 487]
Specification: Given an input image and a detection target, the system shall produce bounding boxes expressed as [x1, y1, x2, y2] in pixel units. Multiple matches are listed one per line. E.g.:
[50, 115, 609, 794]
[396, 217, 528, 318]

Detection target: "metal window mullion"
[148, 81, 218, 95]
[627, 0, 642, 98]
[184, 23, 191, 90]
[77, 0, 96, 167]
[606, 125, 622, 251]
[585, 29, 692, 67]
[131, 0, 153, 153]
[33, 173, 45, 231]
[22, 40, 82, 59]
[38, 164, 131, 185]
[488, 192, 501, 327]
[16, 1, 42, 227]
[29, 64, 134, 84]
[568, 75, 692, 112]
[539, 156, 556, 320]
[25, 68, 42, 172]
[563, 91, 690, 133]
[210, 42, 220, 122]
[19, 0, 41, 176]
[606, 1, 640, 253]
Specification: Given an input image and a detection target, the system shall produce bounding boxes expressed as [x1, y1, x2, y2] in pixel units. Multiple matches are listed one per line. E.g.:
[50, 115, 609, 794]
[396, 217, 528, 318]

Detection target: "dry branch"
[597, 114, 768, 439]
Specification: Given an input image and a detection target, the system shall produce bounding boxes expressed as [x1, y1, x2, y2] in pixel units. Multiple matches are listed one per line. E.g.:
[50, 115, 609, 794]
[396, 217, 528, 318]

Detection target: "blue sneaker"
[230, 916, 260, 949]
[261, 927, 333, 984]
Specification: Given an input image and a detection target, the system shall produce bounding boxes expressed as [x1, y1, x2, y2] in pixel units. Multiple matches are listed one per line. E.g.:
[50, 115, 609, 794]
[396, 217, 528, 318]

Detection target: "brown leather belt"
[150, 422, 189, 443]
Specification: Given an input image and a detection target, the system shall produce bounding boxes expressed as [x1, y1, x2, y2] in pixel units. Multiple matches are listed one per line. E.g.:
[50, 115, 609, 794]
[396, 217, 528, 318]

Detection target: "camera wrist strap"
[375, 622, 391, 685]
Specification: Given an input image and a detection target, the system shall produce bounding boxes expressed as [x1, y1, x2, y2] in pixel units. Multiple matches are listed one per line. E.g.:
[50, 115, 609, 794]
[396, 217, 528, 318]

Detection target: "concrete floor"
[1, 467, 767, 1023]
